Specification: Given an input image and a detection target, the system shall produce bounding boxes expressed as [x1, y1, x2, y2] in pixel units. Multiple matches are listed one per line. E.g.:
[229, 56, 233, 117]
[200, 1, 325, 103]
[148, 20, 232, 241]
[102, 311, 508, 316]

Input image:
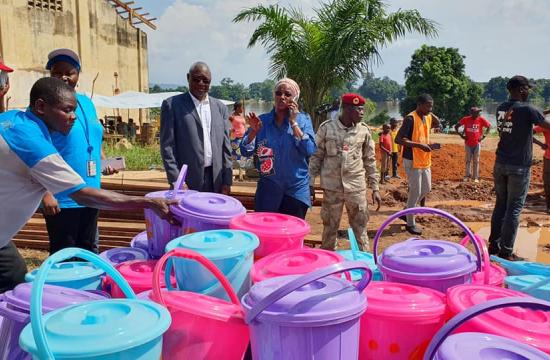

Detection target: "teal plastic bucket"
[336, 250, 382, 281]
[165, 230, 259, 301]
[25, 261, 104, 290]
[19, 248, 171, 360]
[506, 275, 550, 302]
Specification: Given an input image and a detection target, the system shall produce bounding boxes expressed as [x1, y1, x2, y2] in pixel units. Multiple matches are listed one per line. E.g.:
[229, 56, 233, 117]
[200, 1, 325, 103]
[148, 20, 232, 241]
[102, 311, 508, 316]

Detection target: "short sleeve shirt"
[0, 110, 85, 247]
[50, 93, 103, 208]
[459, 115, 491, 147]
[496, 100, 544, 166]
[397, 115, 414, 160]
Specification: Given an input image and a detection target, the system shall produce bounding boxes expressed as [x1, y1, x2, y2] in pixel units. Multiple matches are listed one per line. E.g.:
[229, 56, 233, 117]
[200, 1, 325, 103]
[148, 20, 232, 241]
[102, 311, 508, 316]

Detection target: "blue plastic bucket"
[19, 248, 171, 360]
[165, 230, 259, 301]
[491, 256, 550, 277]
[25, 261, 104, 290]
[506, 275, 550, 301]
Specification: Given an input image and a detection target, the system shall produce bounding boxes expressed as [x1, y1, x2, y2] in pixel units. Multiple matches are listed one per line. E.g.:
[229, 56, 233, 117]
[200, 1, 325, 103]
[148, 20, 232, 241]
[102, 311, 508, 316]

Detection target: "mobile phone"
[101, 156, 126, 171]
[429, 143, 441, 150]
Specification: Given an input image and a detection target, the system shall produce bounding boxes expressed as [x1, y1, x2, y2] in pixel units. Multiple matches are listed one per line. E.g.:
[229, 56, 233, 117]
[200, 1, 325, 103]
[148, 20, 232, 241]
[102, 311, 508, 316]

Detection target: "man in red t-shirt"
[534, 125, 550, 212]
[454, 107, 491, 182]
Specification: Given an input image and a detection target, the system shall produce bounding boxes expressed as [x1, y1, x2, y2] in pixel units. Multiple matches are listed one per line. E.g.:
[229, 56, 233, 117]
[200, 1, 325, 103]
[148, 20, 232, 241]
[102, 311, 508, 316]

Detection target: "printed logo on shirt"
[466, 124, 480, 133]
[497, 109, 514, 134]
[257, 141, 275, 176]
[0, 121, 13, 130]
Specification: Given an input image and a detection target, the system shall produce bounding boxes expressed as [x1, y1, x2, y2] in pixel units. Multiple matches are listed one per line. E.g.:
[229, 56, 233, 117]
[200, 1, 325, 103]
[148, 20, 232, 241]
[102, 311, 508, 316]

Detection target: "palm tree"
[234, 0, 438, 128]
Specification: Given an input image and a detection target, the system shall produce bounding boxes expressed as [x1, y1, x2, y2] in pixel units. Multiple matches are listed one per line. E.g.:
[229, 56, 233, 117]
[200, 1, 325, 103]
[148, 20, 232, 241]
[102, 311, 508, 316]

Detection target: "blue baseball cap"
[46, 48, 81, 72]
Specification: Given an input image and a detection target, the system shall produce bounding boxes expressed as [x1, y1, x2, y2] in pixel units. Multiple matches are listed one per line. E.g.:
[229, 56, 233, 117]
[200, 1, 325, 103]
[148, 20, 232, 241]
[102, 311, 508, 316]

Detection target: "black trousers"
[0, 241, 27, 293]
[44, 207, 100, 254]
[278, 194, 309, 220]
[391, 152, 399, 177]
[201, 166, 214, 192]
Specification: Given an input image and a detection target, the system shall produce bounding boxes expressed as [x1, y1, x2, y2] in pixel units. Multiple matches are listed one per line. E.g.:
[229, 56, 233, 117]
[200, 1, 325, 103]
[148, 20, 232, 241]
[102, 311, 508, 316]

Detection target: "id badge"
[87, 160, 97, 177]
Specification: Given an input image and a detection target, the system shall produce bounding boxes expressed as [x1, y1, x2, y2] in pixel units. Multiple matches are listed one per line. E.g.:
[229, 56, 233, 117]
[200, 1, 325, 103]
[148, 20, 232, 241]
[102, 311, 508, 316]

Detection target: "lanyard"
[76, 99, 94, 157]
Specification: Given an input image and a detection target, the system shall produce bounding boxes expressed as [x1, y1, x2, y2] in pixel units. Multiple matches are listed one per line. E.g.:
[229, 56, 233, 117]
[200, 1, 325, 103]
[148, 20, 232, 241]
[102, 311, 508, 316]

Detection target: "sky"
[136, 0, 550, 86]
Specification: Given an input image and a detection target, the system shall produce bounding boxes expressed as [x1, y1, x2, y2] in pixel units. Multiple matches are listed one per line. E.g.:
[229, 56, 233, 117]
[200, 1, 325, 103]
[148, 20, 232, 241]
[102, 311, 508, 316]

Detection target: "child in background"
[389, 118, 401, 178]
[379, 124, 392, 183]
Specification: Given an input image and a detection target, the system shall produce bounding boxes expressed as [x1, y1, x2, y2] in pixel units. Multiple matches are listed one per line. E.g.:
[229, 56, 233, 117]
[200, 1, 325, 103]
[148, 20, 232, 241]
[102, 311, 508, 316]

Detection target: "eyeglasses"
[275, 90, 293, 98]
[191, 76, 211, 85]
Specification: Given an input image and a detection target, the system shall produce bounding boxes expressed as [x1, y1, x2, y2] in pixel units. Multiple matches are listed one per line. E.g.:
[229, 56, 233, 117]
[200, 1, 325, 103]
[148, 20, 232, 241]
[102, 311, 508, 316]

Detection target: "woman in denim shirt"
[241, 78, 316, 219]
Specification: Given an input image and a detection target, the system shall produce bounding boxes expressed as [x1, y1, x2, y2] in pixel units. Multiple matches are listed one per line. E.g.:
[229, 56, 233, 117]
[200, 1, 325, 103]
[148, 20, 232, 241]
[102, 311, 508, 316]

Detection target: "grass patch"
[104, 143, 163, 171]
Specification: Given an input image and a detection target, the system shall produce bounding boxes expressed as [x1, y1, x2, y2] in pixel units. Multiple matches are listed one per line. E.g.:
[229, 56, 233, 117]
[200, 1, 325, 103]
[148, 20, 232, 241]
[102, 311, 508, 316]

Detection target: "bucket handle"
[423, 297, 550, 360]
[246, 261, 372, 324]
[0, 295, 30, 323]
[459, 234, 490, 285]
[152, 248, 241, 306]
[372, 207, 483, 272]
[521, 276, 550, 293]
[172, 164, 188, 193]
[30, 248, 136, 360]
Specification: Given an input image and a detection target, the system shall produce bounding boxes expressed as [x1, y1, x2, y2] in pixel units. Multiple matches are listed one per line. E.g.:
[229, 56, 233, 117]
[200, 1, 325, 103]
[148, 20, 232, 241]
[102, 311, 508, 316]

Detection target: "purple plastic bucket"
[170, 192, 246, 235]
[425, 297, 550, 360]
[242, 262, 372, 360]
[99, 247, 149, 266]
[373, 207, 484, 293]
[130, 231, 149, 252]
[145, 189, 192, 259]
[0, 283, 106, 360]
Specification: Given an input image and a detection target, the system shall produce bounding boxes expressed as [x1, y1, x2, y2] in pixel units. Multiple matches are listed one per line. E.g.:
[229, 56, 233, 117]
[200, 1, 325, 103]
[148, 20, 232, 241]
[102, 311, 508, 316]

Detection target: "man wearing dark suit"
[160, 62, 232, 194]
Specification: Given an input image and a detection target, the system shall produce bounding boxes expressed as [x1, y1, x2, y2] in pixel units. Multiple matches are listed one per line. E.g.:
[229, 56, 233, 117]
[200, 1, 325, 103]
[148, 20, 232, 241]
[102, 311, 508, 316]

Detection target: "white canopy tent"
[87, 91, 235, 109]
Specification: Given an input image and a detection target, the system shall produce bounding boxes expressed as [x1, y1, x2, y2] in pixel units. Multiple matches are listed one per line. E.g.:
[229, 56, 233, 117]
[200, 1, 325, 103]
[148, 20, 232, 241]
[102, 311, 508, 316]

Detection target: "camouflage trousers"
[320, 189, 369, 251]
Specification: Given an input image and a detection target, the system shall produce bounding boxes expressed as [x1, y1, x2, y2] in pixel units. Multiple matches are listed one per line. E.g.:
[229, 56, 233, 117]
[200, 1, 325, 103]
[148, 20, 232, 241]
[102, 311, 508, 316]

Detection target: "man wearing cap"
[0, 77, 175, 293]
[489, 75, 550, 261]
[454, 107, 491, 183]
[309, 93, 381, 251]
[41, 48, 116, 255]
[396, 94, 440, 235]
[0, 57, 13, 113]
[160, 61, 232, 194]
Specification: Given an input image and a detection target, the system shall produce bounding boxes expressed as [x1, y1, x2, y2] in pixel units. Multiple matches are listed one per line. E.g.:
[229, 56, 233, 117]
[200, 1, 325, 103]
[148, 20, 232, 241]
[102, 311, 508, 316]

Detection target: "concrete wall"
[0, 0, 148, 122]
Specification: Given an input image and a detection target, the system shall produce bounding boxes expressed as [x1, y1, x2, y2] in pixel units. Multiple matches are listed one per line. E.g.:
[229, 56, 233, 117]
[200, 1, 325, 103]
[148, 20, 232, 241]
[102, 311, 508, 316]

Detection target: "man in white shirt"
[160, 62, 232, 194]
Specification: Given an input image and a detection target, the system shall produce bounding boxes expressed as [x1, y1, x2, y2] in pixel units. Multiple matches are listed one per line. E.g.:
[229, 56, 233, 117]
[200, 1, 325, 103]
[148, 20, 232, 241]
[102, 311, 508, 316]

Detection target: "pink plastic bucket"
[360, 282, 447, 360]
[171, 192, 246, 235]
[251, 248, 343, 283]
[152, 249, 249, 360]
[459, 235, 506, 286]
[103, 260, 175, 298]
[229, 212, 310, 259]
[447, 284, 550, 354]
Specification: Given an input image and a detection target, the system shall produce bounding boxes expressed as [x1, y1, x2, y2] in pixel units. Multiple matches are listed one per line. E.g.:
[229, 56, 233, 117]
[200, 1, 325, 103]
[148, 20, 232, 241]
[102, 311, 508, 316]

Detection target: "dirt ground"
[20, 134, 550, 269]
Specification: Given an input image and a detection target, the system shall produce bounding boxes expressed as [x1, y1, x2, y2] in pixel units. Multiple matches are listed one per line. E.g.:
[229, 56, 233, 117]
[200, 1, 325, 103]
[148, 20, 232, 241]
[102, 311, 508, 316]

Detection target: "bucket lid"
[2, 283, 105, 313]
[252, 249, 343, 282]
[242, 274, 366, 325]
[471, 263, 506, 286]
[378, 240, 476, 279]
[165, 230, 259, 259]
[150, 289, 245, 323]
[229, 212, 310, 237]
[506, 275, 550, 291]
[130, 231, 149, 251]
[113, 260, 173, 288]
[171, 192, 245, 221]
[145, 189, 188, 200]
[363, 282, 446, 320]
[447, 285, 550, 346]
[435, 332, 550, 360]
[100, 247, 148, 265]
[25, 262, 104, 283]
[19, 299, 171, 358]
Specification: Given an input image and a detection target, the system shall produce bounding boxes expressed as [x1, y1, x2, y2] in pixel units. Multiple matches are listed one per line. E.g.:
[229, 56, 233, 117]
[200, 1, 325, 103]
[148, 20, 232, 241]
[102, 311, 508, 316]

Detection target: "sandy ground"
[20, 133, 550, 270]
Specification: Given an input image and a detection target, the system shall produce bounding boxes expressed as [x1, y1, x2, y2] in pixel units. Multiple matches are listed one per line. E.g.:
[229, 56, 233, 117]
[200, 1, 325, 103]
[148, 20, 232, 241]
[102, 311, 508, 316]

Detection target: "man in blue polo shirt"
[0, 77, 175, 293]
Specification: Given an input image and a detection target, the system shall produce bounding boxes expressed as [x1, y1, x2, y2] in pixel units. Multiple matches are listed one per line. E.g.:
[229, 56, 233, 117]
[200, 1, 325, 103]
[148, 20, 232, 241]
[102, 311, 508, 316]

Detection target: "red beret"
[341, 93, 365, 106]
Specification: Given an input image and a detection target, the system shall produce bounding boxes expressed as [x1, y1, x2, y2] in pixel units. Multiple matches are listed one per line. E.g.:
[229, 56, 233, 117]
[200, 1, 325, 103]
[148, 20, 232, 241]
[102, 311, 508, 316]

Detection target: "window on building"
[27, 0, 63, 12]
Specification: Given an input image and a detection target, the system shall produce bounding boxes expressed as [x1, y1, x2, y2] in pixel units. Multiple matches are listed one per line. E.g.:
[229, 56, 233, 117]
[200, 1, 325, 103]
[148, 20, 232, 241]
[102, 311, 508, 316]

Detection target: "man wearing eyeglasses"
[160, 61, 232, 194]
[309, 93, 381, 251]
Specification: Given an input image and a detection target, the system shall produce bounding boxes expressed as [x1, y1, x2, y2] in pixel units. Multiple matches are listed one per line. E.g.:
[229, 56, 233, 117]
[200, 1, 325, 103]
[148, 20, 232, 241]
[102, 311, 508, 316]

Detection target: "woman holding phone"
[241, 78, 316, 219]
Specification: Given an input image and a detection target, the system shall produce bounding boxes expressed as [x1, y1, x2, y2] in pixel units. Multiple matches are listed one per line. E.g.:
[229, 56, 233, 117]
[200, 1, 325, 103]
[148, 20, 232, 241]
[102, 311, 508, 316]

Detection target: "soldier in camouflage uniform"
[309, 93, 381, 251]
